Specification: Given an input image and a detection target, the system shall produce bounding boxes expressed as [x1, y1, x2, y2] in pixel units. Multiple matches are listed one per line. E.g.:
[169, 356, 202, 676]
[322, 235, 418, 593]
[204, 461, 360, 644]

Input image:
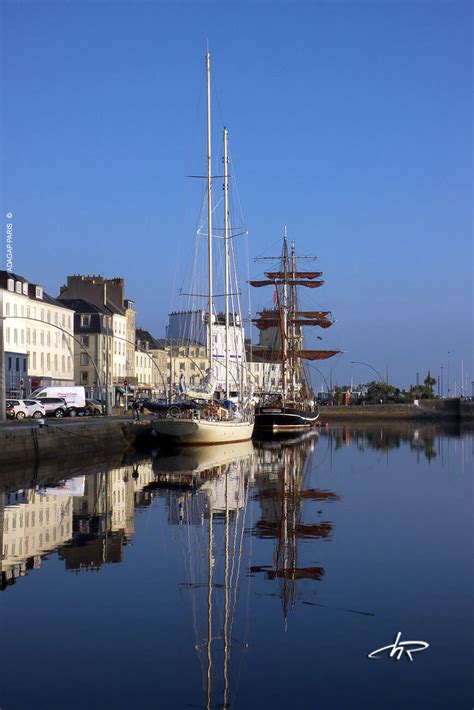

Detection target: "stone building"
[58, 275, 136, 385]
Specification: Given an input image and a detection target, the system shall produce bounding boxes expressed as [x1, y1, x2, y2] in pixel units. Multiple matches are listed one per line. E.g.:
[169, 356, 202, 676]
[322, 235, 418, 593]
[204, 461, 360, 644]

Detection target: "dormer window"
[35, 286, 43, 299]
[22, 283, 28, 295]
[80, 315, 91, 327]
[7, 278, 14, 292]
[15, 281, 22, 294]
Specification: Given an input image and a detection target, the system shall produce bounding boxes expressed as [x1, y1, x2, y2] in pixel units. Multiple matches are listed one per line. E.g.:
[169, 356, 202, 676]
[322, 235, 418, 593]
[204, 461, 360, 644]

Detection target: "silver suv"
[35, 397, 68, 418]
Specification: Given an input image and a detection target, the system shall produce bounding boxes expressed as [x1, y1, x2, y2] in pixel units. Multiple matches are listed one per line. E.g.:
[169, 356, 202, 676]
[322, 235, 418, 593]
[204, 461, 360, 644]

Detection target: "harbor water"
[0, 423, 471, 709]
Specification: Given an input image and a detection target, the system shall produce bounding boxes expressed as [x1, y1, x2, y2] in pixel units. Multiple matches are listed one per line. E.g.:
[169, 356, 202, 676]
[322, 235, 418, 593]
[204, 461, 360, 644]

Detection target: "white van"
[31, 386, 86, 416]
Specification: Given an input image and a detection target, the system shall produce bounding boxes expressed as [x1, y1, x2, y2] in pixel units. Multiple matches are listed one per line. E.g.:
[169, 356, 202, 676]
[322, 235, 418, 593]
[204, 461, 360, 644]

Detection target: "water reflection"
[0, 423, 472, 709]
[0, 458, 156, 588]
[320, 421, 464, 462]
[251, 432, 340, 621]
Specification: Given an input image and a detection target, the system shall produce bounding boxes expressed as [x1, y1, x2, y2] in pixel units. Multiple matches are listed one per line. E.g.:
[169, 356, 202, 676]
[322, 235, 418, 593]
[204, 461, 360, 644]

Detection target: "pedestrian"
[132, 397, 141, 421]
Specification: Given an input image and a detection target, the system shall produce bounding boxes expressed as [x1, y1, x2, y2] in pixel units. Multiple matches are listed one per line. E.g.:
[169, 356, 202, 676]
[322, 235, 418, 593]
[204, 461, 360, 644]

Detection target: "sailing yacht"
[250, 231, 340, 433]
[153, 52, 254, 446]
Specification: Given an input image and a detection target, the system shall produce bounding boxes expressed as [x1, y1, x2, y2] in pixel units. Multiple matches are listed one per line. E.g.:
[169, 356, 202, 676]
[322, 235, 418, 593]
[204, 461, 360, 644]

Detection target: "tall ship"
[250, 231, 340, 433]
[152, 52, 254, 446]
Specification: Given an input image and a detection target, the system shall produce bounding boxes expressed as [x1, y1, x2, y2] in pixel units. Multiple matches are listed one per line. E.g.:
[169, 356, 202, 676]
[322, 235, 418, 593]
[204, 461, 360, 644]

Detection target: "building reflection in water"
[251, 431, 340, 621]
[0, 460, 156, 589]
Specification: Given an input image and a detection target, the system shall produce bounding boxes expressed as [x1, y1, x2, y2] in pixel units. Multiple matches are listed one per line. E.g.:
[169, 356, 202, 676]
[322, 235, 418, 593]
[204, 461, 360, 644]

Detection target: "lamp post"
[0, 314, 106, 418]
[306, 363, 330, 396]
[350, 360, 384, 383]
[447, 351, 451, 397]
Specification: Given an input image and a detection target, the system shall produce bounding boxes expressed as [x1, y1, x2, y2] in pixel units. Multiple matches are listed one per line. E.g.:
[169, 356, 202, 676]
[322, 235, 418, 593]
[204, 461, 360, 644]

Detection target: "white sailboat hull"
[153, 418, 254, 446]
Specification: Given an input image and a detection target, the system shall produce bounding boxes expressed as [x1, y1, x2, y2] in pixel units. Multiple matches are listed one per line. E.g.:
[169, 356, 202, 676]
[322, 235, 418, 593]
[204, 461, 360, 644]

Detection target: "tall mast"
[291, 240, 297, 392]
[223, 127, 230, 398]
[206, 51, 214, 374]
[282, 227, 288, 397]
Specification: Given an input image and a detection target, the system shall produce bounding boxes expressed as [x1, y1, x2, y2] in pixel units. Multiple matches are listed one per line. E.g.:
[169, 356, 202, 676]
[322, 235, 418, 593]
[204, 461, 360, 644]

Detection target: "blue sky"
[1, 0, 472, 389]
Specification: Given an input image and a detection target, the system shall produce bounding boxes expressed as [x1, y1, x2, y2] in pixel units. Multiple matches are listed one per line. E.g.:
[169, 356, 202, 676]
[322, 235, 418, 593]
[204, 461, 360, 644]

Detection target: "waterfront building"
[154, 337, 209, 393]
[56, 298, 114, 400]
[58, 275, 136, 387]
[246, 343, 282, 394]
[166, 309, 246, 393]
[0, 271, 75, 396]
[135, 328, 168, 395]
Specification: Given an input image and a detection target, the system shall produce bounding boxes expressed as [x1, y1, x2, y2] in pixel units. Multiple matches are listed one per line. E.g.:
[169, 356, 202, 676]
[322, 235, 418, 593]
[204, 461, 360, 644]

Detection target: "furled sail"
[265, 271, 323, 280]
[297, 350, 340, 360]
[253, 310, 334, 330]
[249, 279, 324, 288]
[251, 347, 339, 362]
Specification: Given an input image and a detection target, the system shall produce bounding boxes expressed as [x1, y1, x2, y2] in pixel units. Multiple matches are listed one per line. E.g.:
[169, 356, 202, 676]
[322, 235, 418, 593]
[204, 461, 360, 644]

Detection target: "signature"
[368, 631, 429, 662]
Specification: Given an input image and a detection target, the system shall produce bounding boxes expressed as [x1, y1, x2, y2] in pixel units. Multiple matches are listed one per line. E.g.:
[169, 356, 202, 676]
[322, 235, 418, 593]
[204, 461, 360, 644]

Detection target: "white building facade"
[166, 310, 247, 395]
[1, 271, 75, 396]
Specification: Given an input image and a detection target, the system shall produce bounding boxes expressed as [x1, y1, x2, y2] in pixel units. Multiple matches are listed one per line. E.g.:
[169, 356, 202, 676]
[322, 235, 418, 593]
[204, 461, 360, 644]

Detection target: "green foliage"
[364, 381, 405, 403]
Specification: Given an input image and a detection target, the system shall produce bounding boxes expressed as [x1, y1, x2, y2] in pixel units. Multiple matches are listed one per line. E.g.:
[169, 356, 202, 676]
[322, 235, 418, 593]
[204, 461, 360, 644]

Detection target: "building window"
[35, 286, 43, 299]
[22, 283, 28, 295]
[80, 315, 90, 327]
[82, 336, 89, 347]
[33, 330, 37, 345]
[7, 278, 14, 292]
[13, 303, 17, 317]
[33, 352, 37, 368]
[54, 355, 58, 371]
[81, 371, 88, 384]
[62, 355, 65, 372]
[15, 281, 22, 294]
[46, 310, 50, 323]
[5, 302, 10, 316]
[80, 353, 88, 366]
[47, 354, 50, 370]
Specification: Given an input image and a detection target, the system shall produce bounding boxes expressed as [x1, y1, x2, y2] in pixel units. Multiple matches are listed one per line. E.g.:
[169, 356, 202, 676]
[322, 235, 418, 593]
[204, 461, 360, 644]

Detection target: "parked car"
[5, 399, 31, 420]
[84, 399, 103, 415]
[23, 399, 47, 419]
[35, 397, 68, 418]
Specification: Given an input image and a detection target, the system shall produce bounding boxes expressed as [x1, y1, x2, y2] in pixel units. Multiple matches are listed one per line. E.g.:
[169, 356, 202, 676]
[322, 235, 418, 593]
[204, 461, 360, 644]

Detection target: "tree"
[364, 380, 403, 403]
[424, 371, 436, 398]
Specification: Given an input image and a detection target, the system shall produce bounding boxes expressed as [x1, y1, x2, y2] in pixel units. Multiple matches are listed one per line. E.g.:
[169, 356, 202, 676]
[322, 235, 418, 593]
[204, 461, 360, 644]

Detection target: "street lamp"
[306, 363, 331, 396]
[350, 360, 385, 383]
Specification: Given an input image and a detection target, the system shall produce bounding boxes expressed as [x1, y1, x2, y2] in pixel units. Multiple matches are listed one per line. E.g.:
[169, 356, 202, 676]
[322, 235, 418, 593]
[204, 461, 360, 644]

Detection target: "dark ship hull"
[254, 405, 319, 434]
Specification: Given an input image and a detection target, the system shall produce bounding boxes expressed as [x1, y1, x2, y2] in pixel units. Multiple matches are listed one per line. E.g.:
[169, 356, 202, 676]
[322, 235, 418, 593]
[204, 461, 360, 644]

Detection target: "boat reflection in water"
[148, 441, 255, 710]
[251, 430, 340, 621]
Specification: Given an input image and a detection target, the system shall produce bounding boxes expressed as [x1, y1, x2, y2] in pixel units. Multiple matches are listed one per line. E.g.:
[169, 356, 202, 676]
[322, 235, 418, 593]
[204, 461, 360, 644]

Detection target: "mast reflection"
[251, 431, 340, 619]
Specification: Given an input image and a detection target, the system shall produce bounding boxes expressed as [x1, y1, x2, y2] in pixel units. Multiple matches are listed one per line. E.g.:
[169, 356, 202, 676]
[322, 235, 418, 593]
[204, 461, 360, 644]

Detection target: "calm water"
[0, 423, 472, 710]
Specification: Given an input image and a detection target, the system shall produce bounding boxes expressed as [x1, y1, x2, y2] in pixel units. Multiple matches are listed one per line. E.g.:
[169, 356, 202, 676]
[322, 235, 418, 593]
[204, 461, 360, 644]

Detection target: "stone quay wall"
[319, 398, 473, 421]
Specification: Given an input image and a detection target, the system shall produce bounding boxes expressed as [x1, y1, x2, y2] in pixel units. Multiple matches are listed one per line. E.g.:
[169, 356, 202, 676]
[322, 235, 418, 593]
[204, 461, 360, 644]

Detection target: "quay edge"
[0, 418, 156, 469]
